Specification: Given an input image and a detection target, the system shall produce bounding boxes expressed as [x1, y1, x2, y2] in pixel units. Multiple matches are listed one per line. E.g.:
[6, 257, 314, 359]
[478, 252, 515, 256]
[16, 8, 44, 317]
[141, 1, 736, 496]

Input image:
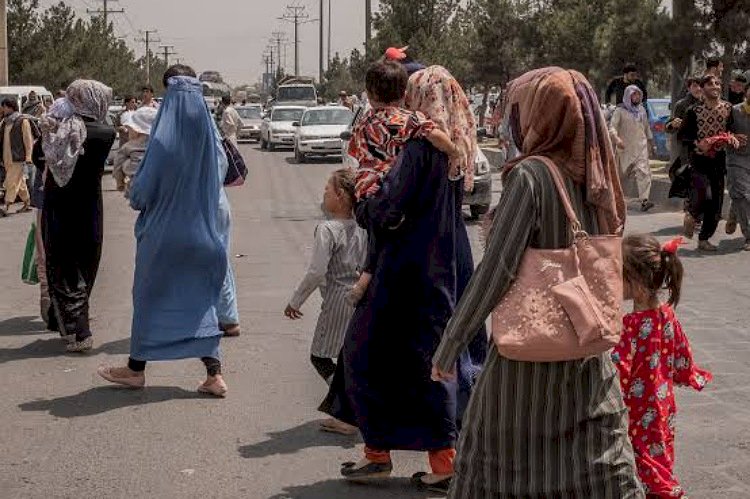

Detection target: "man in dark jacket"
[604, 63, 649, 105]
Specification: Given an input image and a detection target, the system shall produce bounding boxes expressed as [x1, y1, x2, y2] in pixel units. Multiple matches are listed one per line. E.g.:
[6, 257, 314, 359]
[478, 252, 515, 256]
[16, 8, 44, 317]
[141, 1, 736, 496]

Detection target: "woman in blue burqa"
[98, 65, 234, 397]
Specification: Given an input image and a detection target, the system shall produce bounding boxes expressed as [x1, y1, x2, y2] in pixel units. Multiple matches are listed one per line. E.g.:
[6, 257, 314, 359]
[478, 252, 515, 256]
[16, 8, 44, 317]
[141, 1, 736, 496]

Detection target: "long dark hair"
[622, 234, 684, 306]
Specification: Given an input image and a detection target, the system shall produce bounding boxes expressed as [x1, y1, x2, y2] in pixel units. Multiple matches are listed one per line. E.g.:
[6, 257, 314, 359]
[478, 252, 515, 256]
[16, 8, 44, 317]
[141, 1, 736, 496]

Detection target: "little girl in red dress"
[613, 235, 712, 498]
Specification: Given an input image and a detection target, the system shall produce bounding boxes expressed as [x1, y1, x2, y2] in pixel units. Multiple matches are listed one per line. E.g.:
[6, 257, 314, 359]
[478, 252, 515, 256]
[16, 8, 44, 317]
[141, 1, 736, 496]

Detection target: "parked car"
[645, 98, 671, 161]
[236, 105, 264, 142]
[340, 107, 492, 218]
[292, 106, 353, 163]
[260, 106, 306, 150]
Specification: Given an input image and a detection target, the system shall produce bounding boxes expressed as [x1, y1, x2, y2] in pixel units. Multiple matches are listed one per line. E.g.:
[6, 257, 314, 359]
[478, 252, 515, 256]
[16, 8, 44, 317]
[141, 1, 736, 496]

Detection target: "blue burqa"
[128, 76, 227, 361]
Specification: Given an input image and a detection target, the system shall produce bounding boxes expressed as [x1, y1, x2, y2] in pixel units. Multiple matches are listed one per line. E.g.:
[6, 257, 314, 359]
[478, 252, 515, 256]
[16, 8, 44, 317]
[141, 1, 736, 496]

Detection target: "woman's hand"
[431, 365, 456, 382]
[284, 304, 303, 320]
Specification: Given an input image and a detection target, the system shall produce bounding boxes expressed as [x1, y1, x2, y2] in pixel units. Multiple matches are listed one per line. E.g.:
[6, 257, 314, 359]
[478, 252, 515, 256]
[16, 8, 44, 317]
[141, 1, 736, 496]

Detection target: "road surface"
[1, 143, 749, 498]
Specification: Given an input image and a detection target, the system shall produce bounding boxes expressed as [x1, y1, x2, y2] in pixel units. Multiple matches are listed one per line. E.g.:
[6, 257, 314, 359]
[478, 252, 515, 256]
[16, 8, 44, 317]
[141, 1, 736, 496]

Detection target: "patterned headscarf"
[622, 85, 644, 121]
[66, 79, 112, 122]
[406, 65, 478, 192]
[41, 79, 111, 187]
[503, 67, 626, 235]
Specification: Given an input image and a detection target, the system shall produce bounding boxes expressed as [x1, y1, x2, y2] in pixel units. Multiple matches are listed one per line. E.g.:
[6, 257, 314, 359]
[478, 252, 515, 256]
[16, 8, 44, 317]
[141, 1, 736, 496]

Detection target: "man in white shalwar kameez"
[610, 85, 655, 211]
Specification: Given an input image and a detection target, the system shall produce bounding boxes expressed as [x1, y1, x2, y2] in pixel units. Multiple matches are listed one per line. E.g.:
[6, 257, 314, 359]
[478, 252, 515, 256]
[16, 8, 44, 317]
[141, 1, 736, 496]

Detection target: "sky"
[39, 0, 380, 86]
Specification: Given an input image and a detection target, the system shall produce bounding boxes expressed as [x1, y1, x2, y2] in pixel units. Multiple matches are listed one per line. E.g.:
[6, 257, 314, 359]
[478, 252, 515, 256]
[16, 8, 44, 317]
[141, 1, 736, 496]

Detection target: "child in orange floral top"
[612, 235, 712, 498]
[348, 61, 459, 303]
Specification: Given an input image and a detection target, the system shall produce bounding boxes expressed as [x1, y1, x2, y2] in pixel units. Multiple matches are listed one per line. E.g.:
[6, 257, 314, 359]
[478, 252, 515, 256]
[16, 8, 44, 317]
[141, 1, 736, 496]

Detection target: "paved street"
[1, 144, 749, 498]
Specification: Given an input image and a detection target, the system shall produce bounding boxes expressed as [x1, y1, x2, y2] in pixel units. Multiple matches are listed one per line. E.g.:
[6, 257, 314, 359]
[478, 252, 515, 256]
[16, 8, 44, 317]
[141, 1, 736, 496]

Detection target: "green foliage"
[8, 0, 167, 97]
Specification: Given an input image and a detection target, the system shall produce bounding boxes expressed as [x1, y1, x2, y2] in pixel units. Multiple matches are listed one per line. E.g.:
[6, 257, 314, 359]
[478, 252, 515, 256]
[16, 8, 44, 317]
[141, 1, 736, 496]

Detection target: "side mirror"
[292, 121, 300, 127]
[340, 131, 353, 141]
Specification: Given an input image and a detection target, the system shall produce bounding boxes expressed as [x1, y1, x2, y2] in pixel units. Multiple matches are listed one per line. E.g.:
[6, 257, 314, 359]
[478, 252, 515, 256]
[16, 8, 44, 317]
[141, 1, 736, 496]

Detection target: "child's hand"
[431, 365, 456, 382]
[284, 304, 303, 320]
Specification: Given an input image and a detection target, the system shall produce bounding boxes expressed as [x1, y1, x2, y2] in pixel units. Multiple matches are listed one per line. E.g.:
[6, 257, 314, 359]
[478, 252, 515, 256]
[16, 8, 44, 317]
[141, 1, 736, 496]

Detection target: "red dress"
[612, 304, 712, 498]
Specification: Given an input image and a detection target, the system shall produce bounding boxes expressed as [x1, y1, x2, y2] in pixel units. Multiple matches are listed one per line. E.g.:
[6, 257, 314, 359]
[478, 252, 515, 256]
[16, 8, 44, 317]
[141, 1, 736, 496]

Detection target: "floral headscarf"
[42, 79, 112, 187]
[405, 66, 478, 192]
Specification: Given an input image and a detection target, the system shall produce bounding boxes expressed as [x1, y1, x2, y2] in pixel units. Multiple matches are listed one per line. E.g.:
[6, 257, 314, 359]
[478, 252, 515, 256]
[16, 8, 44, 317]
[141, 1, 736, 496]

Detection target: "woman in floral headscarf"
[405, 65, 487, 434]
[41, 80, 116, 353]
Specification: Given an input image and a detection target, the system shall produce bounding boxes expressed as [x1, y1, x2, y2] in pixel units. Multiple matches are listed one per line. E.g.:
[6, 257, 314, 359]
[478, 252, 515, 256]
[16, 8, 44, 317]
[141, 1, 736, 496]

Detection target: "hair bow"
[662, 237, 685, 255]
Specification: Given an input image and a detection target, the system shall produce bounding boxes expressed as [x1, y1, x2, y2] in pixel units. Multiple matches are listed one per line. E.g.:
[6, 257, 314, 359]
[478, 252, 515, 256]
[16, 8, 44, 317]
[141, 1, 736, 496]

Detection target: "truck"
[275, 76, 318, 109]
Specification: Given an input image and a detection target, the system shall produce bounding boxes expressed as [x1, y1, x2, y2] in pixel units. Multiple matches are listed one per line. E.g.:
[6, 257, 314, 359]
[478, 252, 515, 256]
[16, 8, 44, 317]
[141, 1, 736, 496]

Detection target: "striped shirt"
[290, 219, 367, 358]
[434, 159, 643, 498]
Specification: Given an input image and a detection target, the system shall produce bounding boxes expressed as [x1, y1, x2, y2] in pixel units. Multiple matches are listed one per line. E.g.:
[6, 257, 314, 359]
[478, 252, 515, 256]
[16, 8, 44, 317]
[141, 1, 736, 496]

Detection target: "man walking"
[0, 99, 35, 214]
[728, 72, 747, 106]
[219, 95, 241, 144]
[726, 80, 750, 250]
[605, 63, 649, 105]
[610, 85, 655, 211]
[22, 91, 46, 118]
[681, 75, 735, 251]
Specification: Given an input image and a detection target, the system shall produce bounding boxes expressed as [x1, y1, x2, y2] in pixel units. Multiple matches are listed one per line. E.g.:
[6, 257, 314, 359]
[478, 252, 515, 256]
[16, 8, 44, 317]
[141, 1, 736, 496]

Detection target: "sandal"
[319, 418, 358, 435]
[220, 324, 241, 337]
[411, 472, 453, 494]
[341, 459, 392, 482]
[198, 377, 228, 398]
[97, 366, 145, 388]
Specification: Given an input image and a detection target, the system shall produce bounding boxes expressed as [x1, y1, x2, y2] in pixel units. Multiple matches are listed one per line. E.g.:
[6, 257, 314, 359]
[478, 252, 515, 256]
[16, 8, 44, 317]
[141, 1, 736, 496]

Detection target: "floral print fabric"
[612, 304, 712, 498]
[348, 106, 434, 200]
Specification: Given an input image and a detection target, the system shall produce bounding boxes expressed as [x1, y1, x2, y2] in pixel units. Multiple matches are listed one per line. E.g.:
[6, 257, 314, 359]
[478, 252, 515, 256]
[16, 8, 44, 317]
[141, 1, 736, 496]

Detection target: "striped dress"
[290, 219, 367, 358]
[433, 159, 644, 498]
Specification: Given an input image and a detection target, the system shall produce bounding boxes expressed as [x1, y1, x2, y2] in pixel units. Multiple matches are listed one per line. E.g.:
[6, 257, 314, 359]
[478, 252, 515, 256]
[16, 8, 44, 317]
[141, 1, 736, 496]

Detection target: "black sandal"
[411, 472, 452, 494]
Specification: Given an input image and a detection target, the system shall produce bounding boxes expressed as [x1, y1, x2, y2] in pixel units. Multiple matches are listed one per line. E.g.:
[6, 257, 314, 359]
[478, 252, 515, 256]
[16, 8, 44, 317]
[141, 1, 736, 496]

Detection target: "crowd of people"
[5, 46, 748, 497]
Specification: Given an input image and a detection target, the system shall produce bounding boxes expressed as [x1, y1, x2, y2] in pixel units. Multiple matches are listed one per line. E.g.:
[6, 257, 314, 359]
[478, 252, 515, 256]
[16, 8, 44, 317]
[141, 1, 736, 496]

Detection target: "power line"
[135, 29, 160, 84]
[86, 0, 124, 26]
[278, 5, 315, 77]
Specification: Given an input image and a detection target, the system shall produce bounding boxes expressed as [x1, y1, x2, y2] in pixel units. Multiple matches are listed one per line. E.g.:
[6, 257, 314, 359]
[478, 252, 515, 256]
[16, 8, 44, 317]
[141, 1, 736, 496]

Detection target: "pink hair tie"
[662, 237, 685, 255]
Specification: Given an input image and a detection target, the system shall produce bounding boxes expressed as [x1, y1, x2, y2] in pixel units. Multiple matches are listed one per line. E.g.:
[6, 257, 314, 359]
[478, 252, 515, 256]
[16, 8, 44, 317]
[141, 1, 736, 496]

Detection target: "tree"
[7, 0, 163, 97]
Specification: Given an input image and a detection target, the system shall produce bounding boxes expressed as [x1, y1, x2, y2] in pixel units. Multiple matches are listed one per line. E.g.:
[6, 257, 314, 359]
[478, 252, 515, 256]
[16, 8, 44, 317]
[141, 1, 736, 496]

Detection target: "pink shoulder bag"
[491, 156, 623, 362]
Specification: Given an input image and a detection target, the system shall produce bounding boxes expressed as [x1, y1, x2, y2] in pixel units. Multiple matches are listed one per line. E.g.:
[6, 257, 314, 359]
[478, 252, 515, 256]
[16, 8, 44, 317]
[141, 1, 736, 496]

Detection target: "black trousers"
[688, 165, 725, 241]
[128, 357, 222, 376]
[310, 355, 336, 381]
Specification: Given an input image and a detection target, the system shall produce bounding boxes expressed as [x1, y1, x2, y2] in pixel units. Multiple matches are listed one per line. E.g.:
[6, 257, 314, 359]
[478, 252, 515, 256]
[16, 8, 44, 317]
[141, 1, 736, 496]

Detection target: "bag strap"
[526, 155, 585, 234]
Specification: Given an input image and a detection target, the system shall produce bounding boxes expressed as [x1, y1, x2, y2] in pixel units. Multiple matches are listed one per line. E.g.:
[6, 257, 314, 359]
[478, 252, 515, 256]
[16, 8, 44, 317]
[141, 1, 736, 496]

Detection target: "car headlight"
[475, 159, 490, 176]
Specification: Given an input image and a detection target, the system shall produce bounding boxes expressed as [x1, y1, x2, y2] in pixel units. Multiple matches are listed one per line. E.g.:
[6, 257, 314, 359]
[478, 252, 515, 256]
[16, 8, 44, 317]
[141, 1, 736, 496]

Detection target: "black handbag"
[222, 138, 248, 187]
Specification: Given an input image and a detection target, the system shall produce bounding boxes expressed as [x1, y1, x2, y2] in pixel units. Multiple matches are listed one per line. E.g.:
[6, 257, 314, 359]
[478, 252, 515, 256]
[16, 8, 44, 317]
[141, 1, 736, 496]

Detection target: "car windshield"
[237, 107, 262, 119]
[301, 109, 353, 126]
[278, 86, 316, 101]
[272, 109, 305, 122]
[649, 101, 670, 119]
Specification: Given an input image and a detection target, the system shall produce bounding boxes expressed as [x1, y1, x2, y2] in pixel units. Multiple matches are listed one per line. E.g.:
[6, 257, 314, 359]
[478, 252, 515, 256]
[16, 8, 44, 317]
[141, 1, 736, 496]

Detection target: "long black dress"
[321, 139, 458, 452]
[43, 120, 116, 340]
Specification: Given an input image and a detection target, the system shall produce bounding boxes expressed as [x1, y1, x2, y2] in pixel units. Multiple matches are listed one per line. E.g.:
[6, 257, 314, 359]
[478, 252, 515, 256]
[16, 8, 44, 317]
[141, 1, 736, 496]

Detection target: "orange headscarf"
[503, 67, 626, 235]
[405, 65, 478, 192]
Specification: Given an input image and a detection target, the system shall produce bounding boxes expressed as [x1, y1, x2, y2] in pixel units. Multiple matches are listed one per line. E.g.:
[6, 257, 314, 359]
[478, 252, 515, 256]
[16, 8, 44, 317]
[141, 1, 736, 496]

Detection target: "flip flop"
[97, 366, 145, 388]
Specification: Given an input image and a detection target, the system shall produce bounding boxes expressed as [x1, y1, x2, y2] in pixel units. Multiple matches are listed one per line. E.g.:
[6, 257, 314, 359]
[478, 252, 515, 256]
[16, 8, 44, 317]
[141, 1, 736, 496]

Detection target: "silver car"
[236, 105, 264, 142]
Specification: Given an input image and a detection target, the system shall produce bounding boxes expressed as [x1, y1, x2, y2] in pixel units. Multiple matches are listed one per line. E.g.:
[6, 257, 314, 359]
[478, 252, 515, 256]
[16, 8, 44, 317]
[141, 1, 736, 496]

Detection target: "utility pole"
[0, 0, 8, 86]
[279, 5, 312, 77]
[319, 0, 324, 83]
[327, 0, 332, 69]
[159, 45, 177, 68]
[271, 31, 287, 75]
[136, 30, 160, 84]
[262, 53, 272, 93]
[87, 0, 124, 26]
[365, 0, 372, 58]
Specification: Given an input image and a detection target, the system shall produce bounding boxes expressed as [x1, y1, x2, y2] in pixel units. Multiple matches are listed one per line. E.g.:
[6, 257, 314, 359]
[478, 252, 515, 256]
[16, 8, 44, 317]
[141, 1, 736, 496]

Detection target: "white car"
[293, 106, 354, 163]
[236, 105, 264, 142]
[260, 106, 306, 150]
